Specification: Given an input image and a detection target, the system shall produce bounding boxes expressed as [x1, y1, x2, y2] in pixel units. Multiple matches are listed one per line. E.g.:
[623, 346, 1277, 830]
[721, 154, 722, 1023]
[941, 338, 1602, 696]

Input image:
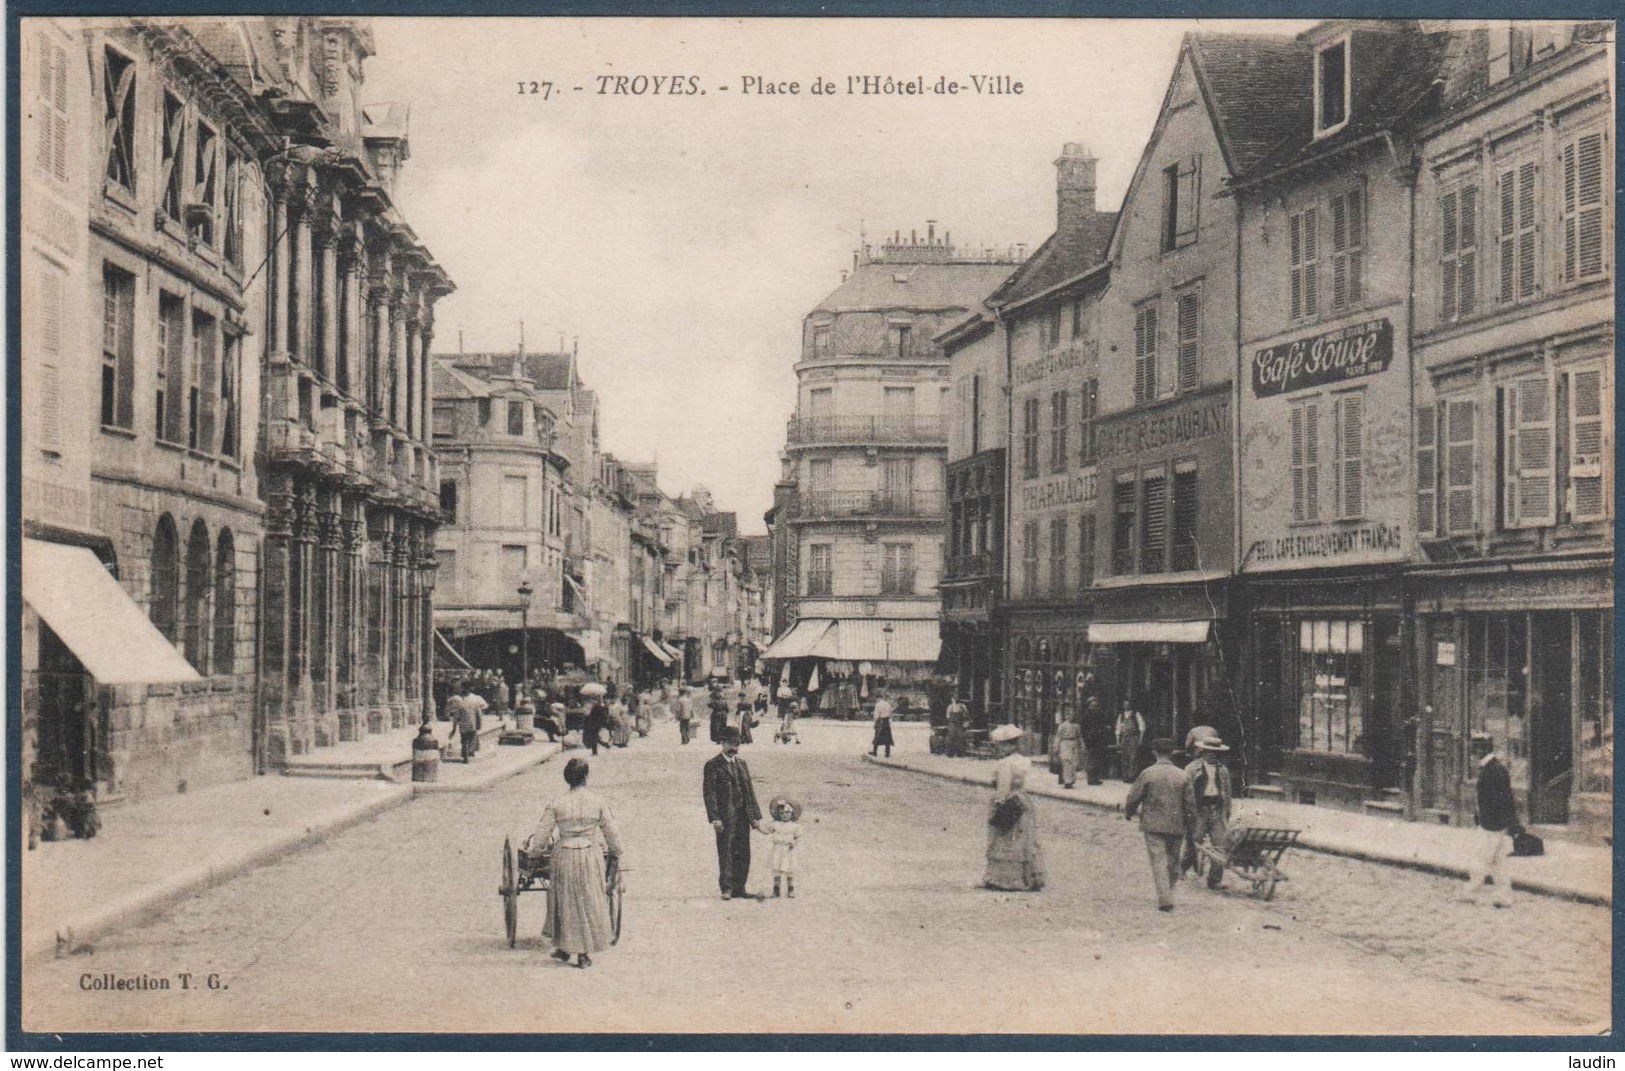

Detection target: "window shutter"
[1176, 155, 1201, 240]
[1078, 514, 1095, 587]
[1141, 471, 1167, 574]
[1416, 404, 1437, 536]
[36, 38, 68, 182]
[1302, 208, 1319, 316]
[1561, 131, 1606, 281]
[1304, 401, 1319, 520]
[1176, 290, 1200, 393]
[1289, 212, 1304, 320]
[1346, 185, 1364, 306]
[1291, 405, 1306, 522]
[1445, 398, 1476, 534]
[1078, 379, 1097, 463]
[1331, 190, 1362, 310]
[1567, 368, 1607, 522]
[1172, 466, 1198, 571]
[1509, 375, 1555, 527]
[1134, 305, 1157, 404]
[37, 264, 63, 451]
[1457, 186, 1477, 317]
[1440, 190, 1459, 320]
[1335, 393, 1364, 519]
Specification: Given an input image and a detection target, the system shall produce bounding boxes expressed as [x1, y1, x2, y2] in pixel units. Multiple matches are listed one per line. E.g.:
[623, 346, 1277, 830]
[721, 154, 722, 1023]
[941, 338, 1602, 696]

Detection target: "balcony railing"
[786, 414, 945, 447]
[945, 551, 1000, 579]
[786, 489, 945, 521]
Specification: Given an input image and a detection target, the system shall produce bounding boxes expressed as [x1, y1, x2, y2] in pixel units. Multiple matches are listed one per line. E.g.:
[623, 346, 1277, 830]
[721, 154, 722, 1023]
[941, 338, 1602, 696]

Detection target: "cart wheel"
[609, 872, 624, 945]
[500, 837, 519, 948]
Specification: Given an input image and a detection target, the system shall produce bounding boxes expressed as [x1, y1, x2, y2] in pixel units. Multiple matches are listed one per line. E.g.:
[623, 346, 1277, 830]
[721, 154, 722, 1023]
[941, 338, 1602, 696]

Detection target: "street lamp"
[882, 622, 895, 686]
[517, 580, 534, 688]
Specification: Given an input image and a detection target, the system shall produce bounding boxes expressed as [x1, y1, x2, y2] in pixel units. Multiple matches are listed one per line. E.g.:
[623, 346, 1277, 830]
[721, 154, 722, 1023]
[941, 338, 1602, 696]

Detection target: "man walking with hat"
[1184, 734, 1233, 888]
[702, 726, 766, 900]
[1124, 738, 1193, 912]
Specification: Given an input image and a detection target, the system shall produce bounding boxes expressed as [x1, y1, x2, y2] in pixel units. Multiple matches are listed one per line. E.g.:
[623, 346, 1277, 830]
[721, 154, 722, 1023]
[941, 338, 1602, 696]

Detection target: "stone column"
[404, 313, 421, 441]
[318, 226, 339, 382]
[269, 187, 290, 356]
[292, 193, 315, 363]
[259, 474, 295, 769]
[419, 324, 435, 447]
[288, 483, 317, 755]
[392, 297, 410, 429]
[313, 491, 341, 744]
[391, 523, 413, 725]
[337, 502, 363, 740]
[343, 232, 365, 402]
[370, 286, 391, 418]
[366, 510, 390, 732]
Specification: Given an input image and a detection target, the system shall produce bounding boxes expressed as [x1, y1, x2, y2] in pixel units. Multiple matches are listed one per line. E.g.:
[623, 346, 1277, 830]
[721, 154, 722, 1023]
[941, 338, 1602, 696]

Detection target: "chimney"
[1056, 142, 1098, 236]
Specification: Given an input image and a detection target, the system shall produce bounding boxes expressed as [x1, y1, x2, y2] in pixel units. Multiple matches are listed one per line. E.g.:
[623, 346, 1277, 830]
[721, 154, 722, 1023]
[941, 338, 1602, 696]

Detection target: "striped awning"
[761, 619, 835, 660]
[830, 619, 940, 662]
[641, 635, 675, 665]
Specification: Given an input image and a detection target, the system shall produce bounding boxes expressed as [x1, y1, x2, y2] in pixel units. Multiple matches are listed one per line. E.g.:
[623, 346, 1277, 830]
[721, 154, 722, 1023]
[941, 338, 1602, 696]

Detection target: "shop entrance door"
[1146, 658, 1174, 741]
[35, 624, 95, 791]
[1529, 612, 1573, 824]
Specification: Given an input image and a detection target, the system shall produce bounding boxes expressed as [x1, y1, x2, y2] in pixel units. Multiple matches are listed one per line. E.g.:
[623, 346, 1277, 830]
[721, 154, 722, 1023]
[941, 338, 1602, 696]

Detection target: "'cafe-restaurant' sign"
[1252, 319, 1393, 398]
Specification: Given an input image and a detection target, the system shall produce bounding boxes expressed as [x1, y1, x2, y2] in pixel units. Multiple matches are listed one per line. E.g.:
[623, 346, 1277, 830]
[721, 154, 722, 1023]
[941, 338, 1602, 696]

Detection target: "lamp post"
[882, 622, 895, 688]
[505, 579, 534, 743]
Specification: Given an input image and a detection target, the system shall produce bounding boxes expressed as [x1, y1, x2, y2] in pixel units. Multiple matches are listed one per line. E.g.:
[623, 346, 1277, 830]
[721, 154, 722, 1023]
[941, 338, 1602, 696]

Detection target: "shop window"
[1050, 390, 1069, 472]
[1575, 612, 1612, 795]
[1440, 184, 1479, 321]
[1049, 519, 1067, 596]
[1464, 614, 1530, 794]
[1289, 399, 1320, 522]
[1297, 620, 1364, 754]
[1289, 207, 1319, 321]
[1502, 375, 1554, 528]
[1495, 161, 1537, 305]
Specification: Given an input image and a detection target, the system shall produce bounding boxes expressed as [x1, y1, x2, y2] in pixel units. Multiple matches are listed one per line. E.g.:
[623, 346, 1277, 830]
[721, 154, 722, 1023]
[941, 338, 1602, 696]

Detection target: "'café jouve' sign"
[1252, 319, 1393, 398]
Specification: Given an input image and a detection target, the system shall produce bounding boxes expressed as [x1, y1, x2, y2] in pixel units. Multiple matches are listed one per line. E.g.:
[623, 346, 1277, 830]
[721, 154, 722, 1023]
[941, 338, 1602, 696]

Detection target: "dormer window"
[1314, 36, 1350, 138]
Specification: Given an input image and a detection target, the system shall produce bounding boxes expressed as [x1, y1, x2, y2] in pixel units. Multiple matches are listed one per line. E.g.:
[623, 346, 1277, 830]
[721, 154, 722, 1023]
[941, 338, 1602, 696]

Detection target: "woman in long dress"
[984, 725, 1045, 891]
[528, 757, 623, 969]
[609, 696, 632, 748]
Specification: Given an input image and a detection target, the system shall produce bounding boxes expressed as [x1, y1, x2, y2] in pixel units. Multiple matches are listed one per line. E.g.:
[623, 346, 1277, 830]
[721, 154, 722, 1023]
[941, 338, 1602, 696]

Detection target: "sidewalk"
[865, 752, 1612, 906]
[21, 725, 566, 964]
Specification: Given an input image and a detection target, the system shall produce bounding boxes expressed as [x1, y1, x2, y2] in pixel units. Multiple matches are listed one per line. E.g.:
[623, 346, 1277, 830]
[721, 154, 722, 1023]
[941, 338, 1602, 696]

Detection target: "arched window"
[184, 519, 211, 672]
[213, 529, 236, 676]
[151, 514, 180, 643]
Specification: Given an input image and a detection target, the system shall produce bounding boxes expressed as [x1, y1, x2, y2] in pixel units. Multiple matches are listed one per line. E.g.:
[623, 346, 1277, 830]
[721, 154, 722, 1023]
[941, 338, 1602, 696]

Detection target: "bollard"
[412, 724, 440, 783]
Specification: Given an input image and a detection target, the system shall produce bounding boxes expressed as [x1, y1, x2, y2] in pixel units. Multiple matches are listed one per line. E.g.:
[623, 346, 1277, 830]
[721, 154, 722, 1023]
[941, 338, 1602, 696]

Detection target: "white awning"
[434, 629, 473, 670]
[1087, 621, 1211, 645]
[641, 635, 675, 665]
[569, 629, 602, 663]
[659, 640, 685, 662]
[831, 619, 941, 662]
[22, 539, 201, 684]
[761, 619, 834, 660]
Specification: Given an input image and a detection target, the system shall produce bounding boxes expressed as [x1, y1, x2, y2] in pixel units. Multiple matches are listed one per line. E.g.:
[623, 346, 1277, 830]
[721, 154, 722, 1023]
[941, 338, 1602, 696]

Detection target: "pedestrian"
[735, 697, 756, 745]
[1124, 738, 1194, 912]
[1116, 701, 1146, 782]
[609, 695, 632, 748]
[775, 692, 800, 744]
[674, 687, 694, 745]
[983, 724, 1045, 891]
[871, 694, 895, 758]
[527, 757, 623, 969]
[495, 676, 511, 723]
[583, 694, 608, 756]
[764, 796, 803, 898]
[708, 686, 730, 744]
[1081, 695, 1111, 785]
[944, 694, 969, 758]
[1054, 710, 1082, 789]
[1183, 723, 1219, 765]
[1183, 736, 1233, 888]
[536, 701, 565, 742]
[445, 680, 481, 763]
[1463, 733, 1517, 907]
[702, 726, 766, 900]
[632, 691, 651, 738]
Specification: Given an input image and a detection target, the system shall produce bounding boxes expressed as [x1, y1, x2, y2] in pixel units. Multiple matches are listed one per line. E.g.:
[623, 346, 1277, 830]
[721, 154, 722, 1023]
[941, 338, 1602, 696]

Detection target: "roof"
[988, 213, 1117, 310]
[1187, 33, 1314, 177]
[437, 351, 577, 392]
[1231, 24, 1451, 188]
[701, 512, 738, 538]
[812, 260, 1018, 316]
[432, 360, 492, 399]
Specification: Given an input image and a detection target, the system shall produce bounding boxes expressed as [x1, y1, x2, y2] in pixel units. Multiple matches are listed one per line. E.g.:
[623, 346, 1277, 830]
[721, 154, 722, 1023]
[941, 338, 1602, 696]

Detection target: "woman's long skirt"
[984, 793, 1045, 890]
[543, 845, 614, 954]
[872, 717, 895, 748]
[1057, 740, 1081, 786]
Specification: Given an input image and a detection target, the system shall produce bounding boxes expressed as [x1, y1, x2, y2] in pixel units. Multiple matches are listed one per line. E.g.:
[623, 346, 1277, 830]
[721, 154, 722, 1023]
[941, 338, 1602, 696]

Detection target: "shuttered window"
[1416, 404, 1438, 536]
[1078, 514, 1096, 587]
[1050, 390, 1069, 472]
[1077, 379, 1098, 464]
[1171, 465, 1198, 572]
[103, 47, 136, 191]
[161, 92, 185, 221]
[220, 335, 239, 458]
[1445, 398, 1476, 534]
[1289, 208, 1319, 321]
[1333, 392, 1364, 520]
[192, 120, 218, 246]
[1560, 129, 1607, 282]
[1497, 161, 1538, 304]
[1330, 184, 1364, 311]
[1175, 288, 1200, 394]
[1290, 400, 1320, 523]
[1112, 476, 1137, 576]
[1022, 522, 1040, 597]
[36, 262, 64, 452]
[1566, 368, 1607, 522]
[1133, 304, 1158, 404]
[1049, 519, 1068, 595]
[1022, 397, 1040, 478]
[1504, 376, 1555, 529]
[101, 264, 135, 430]
[1140, 469, 1167, 574]
[1441, 185, 1479, 320]
[36, 35, 68, 182]
[224, 150, 244, 268]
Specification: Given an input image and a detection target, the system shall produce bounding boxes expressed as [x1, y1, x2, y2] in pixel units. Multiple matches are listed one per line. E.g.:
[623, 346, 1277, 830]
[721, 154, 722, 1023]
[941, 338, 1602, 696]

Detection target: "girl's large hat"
[768, 795, 802, 821]
[989, 724, 1025, 743]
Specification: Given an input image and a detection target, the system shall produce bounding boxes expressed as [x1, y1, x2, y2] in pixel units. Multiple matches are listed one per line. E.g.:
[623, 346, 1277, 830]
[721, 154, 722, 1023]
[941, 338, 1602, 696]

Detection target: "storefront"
[1412, 558, 1612, 838]
[1006, 610, 1095, 755]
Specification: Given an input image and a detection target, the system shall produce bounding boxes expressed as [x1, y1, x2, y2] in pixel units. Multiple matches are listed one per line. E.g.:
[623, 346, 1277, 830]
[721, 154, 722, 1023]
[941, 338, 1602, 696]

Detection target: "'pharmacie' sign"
[1252, 319, 1393, 398]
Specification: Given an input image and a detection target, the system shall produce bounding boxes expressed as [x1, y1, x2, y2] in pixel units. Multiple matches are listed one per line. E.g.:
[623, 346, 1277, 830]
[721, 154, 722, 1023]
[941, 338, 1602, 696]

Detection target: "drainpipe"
[1401, 140, 1421, 822]
[1233, 188, 1248, 784]
[993, 300, 1014, 733]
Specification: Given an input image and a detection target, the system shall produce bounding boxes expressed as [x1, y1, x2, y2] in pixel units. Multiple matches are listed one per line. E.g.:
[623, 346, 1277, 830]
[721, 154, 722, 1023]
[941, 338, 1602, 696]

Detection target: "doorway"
[1529, 612, 1573, 824]
[35, 624, 95, 791]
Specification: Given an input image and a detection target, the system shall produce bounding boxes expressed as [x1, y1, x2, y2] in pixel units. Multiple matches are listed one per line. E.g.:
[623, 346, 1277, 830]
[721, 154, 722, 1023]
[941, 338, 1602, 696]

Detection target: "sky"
[363, 17, 1313, 533]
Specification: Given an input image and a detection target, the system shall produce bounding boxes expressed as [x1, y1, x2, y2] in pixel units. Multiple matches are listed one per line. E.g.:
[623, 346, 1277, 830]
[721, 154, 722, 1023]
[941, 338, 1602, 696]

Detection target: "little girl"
[764, 796, 803, 898]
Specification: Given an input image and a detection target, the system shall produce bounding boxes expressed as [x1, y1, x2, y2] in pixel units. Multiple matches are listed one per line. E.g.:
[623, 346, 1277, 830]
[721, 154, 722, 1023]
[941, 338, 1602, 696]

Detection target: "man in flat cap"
[702, 725, 766, 899]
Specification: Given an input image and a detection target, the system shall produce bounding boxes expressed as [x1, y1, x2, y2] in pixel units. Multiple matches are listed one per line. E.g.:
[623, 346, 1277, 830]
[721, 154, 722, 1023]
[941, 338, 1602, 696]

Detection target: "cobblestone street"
[23, 721, 1609, 1035]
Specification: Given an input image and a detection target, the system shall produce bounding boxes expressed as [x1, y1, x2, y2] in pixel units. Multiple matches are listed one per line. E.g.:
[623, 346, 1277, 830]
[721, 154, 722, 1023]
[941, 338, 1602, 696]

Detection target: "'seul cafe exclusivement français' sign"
[1252, 319, 1393, 398]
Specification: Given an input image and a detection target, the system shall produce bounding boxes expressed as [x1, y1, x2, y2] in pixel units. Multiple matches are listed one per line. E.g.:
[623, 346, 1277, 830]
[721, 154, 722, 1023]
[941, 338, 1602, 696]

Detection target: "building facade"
[766, 229, 1019, 712]
[1407, 22, 1612, 837]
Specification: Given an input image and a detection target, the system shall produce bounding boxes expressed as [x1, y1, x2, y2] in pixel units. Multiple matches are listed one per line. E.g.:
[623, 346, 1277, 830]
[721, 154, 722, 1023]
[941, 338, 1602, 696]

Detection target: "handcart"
[1193, 826, 1300, 901]
[498, 836, 624, 948]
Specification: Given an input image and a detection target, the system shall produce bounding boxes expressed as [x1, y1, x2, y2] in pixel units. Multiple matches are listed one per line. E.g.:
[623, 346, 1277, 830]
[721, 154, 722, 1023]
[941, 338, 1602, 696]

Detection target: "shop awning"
[22, 538, 201, 684]
[659, 639, 685, 662]
[1087, 621, 1211, 645]
[831, 619, 941, 662]
[640, 635, 675, 665]
[434, 628, 473, 669]
[761, 619, 834, 660]
[569, 629, 602, 663]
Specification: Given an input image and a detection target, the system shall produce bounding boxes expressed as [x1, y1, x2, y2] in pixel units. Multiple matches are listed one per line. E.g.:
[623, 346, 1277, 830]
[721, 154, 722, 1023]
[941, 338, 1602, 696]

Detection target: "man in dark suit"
[1466, 733, 1517, 906]
[703, 726, 765, 899]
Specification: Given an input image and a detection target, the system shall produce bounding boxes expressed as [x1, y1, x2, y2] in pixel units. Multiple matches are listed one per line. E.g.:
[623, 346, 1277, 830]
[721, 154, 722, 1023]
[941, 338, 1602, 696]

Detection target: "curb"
[26, 784, 415, 965]
[411, 741, 564, 794]
[863, 754, 1611, 906]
